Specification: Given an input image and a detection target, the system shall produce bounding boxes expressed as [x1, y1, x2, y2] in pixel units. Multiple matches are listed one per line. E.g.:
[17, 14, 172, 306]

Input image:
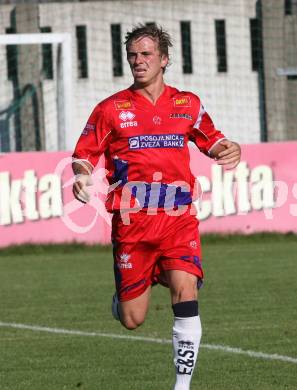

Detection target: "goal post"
[0, 32, 72, 151]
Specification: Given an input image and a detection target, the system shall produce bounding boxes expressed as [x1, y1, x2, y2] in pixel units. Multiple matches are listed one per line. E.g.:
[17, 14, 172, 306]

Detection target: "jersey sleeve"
[72, 105, 111, 168]
[189, 100, 226, 155]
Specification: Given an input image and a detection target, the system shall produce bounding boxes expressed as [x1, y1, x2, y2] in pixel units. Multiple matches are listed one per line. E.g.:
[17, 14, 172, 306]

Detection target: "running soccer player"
[72, 25, 241, 390]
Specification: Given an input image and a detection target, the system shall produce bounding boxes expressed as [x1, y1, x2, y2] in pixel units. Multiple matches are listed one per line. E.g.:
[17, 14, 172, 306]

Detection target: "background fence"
[0, 0, 297, 154]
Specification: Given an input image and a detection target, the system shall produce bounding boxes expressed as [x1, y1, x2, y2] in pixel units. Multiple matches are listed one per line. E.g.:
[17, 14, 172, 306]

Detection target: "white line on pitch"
[1, 321, 296, 364]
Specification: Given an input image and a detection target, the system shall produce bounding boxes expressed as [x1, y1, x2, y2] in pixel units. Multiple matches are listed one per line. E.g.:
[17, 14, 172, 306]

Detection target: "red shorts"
[111, 209, 203, 302]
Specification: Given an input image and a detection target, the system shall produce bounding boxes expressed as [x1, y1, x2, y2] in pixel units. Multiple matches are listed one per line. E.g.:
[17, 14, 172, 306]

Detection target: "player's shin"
[172, 300, 202, 390]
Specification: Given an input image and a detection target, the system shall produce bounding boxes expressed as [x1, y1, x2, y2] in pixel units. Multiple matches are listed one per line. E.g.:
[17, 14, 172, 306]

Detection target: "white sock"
[172, 315, 202, 390]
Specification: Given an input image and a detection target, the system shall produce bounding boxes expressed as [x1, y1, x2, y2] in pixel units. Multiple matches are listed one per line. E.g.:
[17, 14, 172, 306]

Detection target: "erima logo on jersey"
[114, 100, 134, 110]
[119, 111, 135, 121]
[173, 96, 191, 107]
[119, 111, 138, 128]
[120, 121, 138, 128]
[129, 134, 184, 149]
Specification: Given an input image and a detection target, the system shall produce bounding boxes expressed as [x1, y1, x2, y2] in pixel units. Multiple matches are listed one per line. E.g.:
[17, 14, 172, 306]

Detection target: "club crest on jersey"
[114, 100, 135, 110]
[153, 115, 162, 125]
[173, 96, 191, 107]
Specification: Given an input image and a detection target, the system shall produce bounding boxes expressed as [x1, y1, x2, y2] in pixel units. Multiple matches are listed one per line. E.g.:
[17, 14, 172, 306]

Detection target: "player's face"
[127, 37, 168, 86]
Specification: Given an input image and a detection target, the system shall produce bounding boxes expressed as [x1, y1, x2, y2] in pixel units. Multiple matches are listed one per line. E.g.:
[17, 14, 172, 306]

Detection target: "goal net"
[0, 31, 72, 152]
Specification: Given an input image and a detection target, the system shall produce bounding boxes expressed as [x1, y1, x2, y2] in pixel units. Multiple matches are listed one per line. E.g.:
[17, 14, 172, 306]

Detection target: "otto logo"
[114, 100, 134, 110]
[119, 111, 135, 121]
[118, 253, 132, 269]
[129, 137, 140, 149]
[173, 96, 191, 107]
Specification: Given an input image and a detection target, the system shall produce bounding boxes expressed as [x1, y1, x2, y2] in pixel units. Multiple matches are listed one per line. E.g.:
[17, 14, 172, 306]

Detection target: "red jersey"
[72, 85, 225, 212]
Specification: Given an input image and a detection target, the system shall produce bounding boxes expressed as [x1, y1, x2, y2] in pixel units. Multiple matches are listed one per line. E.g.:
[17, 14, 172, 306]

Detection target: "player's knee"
[121, 313, 145, 330]
[171, 282, 197, 303]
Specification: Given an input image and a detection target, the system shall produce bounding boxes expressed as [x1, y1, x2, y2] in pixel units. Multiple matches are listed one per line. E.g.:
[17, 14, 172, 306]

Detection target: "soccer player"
[72, 25, 241, 390]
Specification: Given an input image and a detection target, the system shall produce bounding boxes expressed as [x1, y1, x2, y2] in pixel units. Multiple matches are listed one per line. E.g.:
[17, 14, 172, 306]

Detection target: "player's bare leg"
[113, 285, 152, 330]
[166, 270, 202, 390]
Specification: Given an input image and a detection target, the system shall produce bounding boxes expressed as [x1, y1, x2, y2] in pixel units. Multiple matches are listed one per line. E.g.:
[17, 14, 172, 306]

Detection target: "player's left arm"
[209, 139, 241, 170]
[190, 97, 241, 170]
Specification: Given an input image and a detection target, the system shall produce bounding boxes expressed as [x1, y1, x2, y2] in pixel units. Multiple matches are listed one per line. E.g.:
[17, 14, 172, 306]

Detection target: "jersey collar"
[128, 84, 171, 107]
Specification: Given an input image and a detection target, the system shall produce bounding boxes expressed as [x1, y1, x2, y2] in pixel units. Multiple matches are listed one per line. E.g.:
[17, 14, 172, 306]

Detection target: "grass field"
[0, 234, 297, 389]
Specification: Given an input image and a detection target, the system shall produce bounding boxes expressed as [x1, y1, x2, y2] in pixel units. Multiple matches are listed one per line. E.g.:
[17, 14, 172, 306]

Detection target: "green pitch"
[0, 234, 296, 389]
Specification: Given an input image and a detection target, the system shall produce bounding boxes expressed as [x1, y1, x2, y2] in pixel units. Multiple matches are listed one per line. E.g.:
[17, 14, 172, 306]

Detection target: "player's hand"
[72, 174, 92, 203]
[216, 140, 241, 169]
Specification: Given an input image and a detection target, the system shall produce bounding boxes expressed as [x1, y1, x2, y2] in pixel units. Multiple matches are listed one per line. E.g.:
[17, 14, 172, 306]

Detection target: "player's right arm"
[189, 96, 241, 169]
[208, 139, 241, 169]
[72, 160, 93, 203]
[72, 104, 111, 203]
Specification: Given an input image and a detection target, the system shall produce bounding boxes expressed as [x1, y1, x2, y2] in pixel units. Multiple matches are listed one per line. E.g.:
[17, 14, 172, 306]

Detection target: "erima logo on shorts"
[129, 134, 184, 149]
[118, 253, 132, 269]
